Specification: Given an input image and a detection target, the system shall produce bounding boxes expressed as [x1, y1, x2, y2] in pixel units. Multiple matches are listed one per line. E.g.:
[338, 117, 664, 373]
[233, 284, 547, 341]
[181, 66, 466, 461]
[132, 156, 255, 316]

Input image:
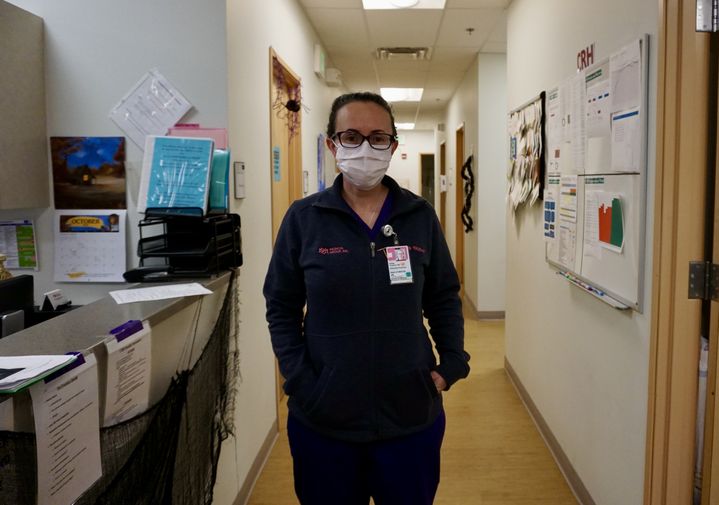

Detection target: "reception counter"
[0, 271, 237, 505]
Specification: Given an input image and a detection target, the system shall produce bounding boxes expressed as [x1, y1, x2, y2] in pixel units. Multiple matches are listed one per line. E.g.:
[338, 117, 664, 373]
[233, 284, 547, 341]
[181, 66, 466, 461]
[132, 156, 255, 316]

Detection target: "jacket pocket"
[381, 368, 438, 428]
[303, 366, 370, 429]
[303, 366, 333, 413]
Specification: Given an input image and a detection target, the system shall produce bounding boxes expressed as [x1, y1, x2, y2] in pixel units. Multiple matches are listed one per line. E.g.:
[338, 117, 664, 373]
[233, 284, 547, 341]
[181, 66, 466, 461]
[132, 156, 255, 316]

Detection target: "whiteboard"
[544, 35, 648, 311]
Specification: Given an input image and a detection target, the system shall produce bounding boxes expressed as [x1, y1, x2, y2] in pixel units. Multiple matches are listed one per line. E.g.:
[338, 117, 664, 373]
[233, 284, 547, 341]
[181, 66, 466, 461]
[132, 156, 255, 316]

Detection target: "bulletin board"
[543, 36, 649, 311]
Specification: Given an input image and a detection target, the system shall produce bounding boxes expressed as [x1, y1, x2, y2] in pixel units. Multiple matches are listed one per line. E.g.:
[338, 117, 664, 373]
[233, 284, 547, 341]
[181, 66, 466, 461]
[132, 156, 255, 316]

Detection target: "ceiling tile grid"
[298, 0, 507, 127]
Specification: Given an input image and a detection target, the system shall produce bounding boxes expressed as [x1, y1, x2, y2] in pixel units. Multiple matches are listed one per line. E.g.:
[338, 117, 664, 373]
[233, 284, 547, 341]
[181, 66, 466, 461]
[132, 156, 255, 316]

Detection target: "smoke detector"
[375, 47, 430, 61]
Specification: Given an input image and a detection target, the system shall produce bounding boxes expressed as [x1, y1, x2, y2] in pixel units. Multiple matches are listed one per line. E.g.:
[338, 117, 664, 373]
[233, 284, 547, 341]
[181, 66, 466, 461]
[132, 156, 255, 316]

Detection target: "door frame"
[440, 141, 447, 231]
[269, 47, 303, 414]
[644, 0, 712, 502]
[269, 47, 303, 243]
[455, 125, 465, 286]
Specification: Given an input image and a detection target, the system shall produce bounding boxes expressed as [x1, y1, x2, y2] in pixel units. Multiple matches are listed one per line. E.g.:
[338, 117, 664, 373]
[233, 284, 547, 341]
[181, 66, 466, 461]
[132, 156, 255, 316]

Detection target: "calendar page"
[54, 210, 127, 282]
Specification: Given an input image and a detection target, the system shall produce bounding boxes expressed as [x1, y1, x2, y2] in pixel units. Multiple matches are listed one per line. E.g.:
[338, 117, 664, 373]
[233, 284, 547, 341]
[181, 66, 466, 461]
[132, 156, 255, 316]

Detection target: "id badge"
[385, 245, 413, 285]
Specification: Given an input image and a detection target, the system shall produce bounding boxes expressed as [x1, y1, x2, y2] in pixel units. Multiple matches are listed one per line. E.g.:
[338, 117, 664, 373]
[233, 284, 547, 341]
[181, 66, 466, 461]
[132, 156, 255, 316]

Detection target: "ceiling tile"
[298, 0, 362, 7]
[306, 8, 369, 46]
[365, 10, 443, 47]
[430, 46, 477, 67]
[445, 0, 510, 7]
[390, 101, 421, 116]
[341, 68, 378, 82]
[417, 103, 445, 116]
[377, 69, 429, 88]
[480, 40, 506, 53]
[435, 8, 503, 48]
[424, 70, 465, 88]
[326, 48, 376, 75]
[421, 87, 453, 101]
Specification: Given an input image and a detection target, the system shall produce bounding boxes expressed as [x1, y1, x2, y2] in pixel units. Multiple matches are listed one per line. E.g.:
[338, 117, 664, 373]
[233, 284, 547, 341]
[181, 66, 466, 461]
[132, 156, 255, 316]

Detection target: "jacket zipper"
[369, 239, 380, 437]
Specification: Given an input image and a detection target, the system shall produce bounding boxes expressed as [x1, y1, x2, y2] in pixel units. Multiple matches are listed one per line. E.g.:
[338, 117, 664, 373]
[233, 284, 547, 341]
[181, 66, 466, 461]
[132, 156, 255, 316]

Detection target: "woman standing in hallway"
[263, 92, 469, 505]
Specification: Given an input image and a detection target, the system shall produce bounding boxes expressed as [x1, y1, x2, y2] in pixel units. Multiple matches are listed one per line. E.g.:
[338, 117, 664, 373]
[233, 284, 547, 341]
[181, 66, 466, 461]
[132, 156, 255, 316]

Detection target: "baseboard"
[462, 295, 505, 320]
[234, 418, 279, 505]
[477, 310, 505, 320]
[504, 358, 596, 505]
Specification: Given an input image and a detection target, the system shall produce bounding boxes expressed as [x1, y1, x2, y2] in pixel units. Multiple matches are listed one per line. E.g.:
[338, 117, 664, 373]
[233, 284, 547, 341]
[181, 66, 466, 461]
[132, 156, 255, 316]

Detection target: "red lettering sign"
[577, 43, 595, 71]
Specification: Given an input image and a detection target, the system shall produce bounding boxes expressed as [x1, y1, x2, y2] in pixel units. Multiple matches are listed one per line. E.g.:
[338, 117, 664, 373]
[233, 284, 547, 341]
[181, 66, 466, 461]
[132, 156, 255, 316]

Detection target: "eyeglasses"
[332, 130, 397, 150]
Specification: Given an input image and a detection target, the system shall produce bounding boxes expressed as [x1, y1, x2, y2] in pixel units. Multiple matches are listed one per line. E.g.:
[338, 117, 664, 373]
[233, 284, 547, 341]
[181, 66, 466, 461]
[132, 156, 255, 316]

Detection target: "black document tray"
[127, 213, 242, 281]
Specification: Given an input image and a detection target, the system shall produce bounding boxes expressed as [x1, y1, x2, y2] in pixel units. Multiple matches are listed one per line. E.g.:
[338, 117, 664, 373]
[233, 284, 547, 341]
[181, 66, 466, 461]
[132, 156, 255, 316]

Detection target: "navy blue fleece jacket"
[263, 174, 470, 442]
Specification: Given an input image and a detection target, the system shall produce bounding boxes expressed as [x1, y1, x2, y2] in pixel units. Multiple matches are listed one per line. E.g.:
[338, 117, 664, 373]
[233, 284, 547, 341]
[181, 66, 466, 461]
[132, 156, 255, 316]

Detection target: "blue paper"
[145, 136, 214, 212]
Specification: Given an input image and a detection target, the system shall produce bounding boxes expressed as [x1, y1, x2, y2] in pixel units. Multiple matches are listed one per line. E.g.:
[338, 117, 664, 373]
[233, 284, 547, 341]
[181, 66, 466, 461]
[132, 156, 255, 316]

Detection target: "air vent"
[375, 47, 430, 60]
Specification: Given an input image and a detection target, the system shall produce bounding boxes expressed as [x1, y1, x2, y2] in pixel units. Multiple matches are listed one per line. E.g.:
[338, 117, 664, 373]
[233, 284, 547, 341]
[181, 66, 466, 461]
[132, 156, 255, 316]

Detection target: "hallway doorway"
[420, 152, 435, 204]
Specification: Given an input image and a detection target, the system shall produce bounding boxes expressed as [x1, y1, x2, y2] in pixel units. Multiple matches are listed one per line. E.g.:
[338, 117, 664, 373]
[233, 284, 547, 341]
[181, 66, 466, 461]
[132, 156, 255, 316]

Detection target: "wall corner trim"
[505, 358, 596, 505]
[234, 418, 279, 505]
[463, 295, 505, 320]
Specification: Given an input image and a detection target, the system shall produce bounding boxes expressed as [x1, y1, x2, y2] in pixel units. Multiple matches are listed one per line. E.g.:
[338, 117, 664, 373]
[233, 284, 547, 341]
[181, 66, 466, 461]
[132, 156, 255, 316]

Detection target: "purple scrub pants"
[287, 410, 446, 505]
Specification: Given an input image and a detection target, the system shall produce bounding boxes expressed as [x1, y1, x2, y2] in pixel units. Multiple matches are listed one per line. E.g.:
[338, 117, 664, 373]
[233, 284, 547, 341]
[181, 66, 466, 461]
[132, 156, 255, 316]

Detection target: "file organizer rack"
[137, 212, 242, 277]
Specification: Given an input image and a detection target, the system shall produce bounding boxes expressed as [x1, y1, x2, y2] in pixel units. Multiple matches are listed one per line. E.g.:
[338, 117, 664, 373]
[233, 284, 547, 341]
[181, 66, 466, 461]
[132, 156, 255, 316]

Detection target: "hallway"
[248, 311, 577, 504]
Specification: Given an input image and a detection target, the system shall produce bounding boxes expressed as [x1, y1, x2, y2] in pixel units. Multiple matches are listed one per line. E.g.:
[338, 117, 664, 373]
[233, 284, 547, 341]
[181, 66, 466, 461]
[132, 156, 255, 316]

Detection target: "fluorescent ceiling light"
[362, 0, 446, 9]
[381, 87, 423, 102]
[396, 123, 415, 130]
[390, 0, 419, 7]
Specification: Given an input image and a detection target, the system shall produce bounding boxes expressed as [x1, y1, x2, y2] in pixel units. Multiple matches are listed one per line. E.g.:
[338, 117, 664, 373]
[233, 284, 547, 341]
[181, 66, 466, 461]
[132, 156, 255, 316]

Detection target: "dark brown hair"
[326, 92, 397, 138]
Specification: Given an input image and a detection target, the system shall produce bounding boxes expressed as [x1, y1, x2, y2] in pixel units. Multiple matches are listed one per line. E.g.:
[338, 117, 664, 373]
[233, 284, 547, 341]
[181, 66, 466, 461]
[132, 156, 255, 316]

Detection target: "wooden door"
[269, 48, 303, 406]
[440, 142, 447, 230]
[269, 48, 303, 243]
[455, 126, 465, 286]
[702, 31, 719, 505]
[644, 1, 712, 502]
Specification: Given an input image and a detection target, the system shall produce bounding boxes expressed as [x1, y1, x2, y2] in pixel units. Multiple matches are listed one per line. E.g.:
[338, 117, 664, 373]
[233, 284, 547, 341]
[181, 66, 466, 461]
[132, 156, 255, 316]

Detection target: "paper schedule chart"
[103, 321, 152, 426]
[30, 354, 102, 505]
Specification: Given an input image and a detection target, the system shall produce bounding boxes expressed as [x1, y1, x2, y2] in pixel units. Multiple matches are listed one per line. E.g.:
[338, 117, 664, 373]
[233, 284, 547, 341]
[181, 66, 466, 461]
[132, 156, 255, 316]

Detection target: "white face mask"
[334, 141, 393, 190]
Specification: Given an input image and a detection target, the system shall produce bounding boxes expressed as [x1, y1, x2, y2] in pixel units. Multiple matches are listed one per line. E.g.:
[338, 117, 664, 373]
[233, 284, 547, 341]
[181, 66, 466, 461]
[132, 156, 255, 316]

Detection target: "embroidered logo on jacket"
[410, 245, 426, 254]
[318, 246, 350, 255]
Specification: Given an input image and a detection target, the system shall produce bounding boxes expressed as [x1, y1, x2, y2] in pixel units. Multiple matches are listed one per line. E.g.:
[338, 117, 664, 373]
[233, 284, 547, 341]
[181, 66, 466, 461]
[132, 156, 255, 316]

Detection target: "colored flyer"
[0, 220, 38, 269]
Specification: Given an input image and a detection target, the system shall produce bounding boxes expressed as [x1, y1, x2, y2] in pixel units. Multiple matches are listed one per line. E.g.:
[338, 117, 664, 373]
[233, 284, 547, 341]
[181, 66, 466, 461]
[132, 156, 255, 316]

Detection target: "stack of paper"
[0, 355, 77, 393]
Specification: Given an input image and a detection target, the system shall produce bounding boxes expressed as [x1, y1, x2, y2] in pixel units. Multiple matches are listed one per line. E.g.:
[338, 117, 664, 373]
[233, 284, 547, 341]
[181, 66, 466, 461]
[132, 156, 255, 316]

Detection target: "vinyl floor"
[247, 310, 578, 505]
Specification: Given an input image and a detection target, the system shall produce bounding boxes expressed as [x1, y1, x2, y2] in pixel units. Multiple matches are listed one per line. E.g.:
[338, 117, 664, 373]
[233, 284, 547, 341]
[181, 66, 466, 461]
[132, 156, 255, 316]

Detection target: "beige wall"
[475, 53, 507, 312]
[388, 129, 435, 194]
[441, 56, 479, 308]
[505, 1, 657, 503]
[219, 0, 336, 502]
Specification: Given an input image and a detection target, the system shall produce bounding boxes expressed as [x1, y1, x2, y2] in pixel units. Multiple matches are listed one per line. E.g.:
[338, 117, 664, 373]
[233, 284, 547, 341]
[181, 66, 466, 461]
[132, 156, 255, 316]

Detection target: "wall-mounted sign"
[577, 43, 595, 71]
[272, 146, 281, 182]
